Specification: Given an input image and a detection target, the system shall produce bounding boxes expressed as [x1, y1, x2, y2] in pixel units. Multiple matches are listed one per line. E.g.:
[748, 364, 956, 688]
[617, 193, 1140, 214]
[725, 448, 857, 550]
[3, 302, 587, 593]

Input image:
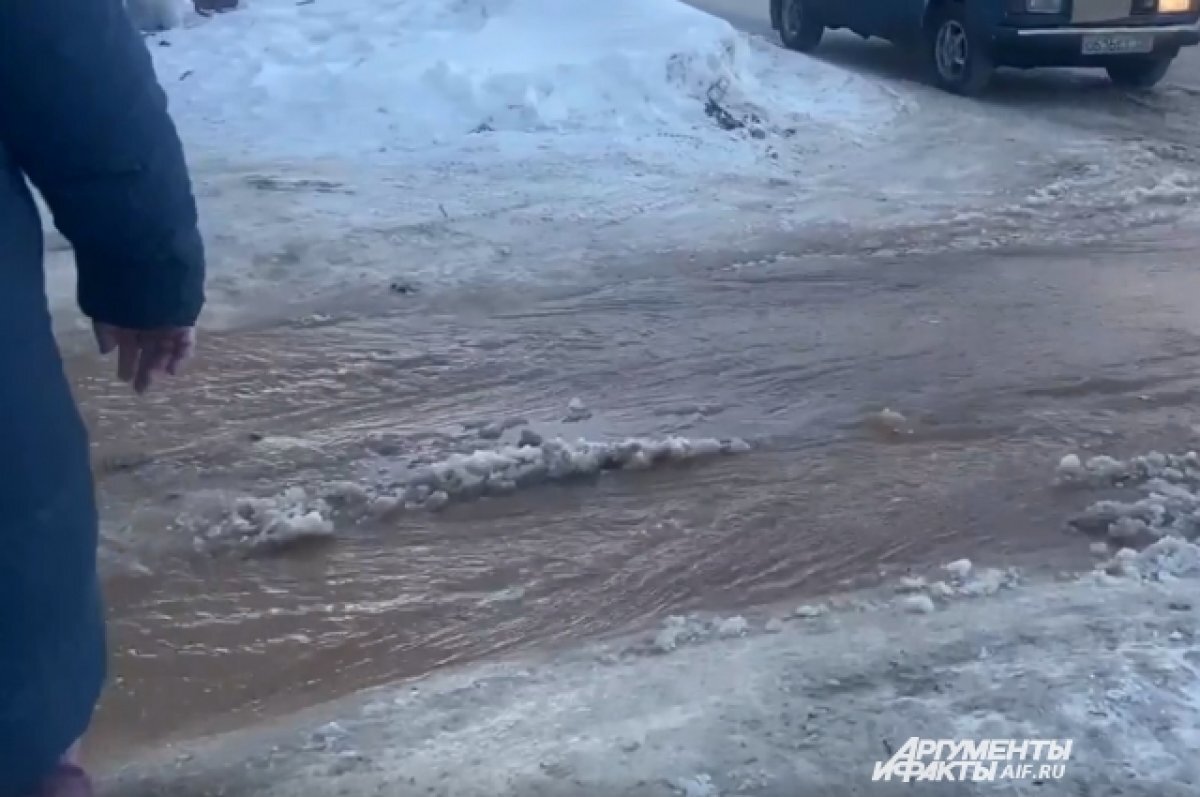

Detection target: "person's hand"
[93, 322, 196, 394]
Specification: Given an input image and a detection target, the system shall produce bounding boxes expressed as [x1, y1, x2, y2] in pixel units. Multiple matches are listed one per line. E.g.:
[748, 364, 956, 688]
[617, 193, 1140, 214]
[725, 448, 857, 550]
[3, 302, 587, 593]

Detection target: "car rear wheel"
[927, 5, 993, 96]
[779, 0, 823, 53]
[1106, 56, 1174, 90]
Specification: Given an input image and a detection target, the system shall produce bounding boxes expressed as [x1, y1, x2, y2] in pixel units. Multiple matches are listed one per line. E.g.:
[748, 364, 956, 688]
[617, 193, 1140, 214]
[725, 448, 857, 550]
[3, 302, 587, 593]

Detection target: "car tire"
[779, 0, 824, 53]
[926, 5, 993, 96]
[1106, 56, 1173, 90]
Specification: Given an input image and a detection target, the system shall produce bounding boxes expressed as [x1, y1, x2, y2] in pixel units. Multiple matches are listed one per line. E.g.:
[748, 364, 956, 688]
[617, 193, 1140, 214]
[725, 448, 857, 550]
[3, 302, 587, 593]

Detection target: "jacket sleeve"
[0, 0, 205, 329]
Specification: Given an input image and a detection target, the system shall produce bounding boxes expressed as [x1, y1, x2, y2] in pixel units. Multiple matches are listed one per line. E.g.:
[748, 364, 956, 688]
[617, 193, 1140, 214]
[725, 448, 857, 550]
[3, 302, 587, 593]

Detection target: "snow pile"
[369, 434, 751, 514]
[1056, 451, 1200, 489]
[651, 613, 750, 653]
[1098, 538, 1200, 582]
[1060, 451, 1200, 544]
[148, 0, 893, 158]
[194, 434, 750, 552]
[889, 558, 1017, 604]
[1058, 450, 1200, 582]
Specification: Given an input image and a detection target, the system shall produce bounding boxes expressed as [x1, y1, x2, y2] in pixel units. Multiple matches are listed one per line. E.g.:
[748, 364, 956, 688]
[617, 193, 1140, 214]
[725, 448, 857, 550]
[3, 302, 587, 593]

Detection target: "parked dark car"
[770, 0, 1200, 94]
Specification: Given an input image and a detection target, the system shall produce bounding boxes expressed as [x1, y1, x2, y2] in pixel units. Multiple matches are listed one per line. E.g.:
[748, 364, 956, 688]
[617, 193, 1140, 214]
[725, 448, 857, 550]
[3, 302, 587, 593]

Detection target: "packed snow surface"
[106, 553, 1200, 796]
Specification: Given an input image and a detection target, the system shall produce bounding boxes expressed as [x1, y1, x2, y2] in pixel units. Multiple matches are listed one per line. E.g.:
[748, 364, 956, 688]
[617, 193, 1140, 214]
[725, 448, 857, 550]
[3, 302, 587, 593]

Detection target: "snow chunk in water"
[374, 434, 751, 512]
[196, 433, 749, 553]
[564, 397, 592, 423]
[196, 487, 335, 553]
[1058, 450, 1200, 488]
[943, 558, 973, 581]
[901, 594, 936, 615]
[715, 616, 749, 638]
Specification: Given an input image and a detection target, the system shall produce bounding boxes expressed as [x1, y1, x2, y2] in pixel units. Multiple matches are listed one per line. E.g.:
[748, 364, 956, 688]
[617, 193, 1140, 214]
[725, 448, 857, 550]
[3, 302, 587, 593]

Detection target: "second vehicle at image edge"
[770, 0, 1200, 95]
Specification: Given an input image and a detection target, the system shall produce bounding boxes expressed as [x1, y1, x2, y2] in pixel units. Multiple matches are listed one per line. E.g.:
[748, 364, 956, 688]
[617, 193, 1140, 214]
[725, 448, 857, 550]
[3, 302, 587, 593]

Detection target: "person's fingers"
[116, 338, 139, 384]
[133, 349, 155, 394]
[136, 340, 175, 394]
[166, 330, 196, 376]
[93, 323, 118, 355]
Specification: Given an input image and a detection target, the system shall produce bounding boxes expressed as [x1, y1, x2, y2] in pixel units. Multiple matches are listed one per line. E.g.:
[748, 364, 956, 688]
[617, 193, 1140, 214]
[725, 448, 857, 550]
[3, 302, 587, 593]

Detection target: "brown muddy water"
[74, 230, 1200, 763]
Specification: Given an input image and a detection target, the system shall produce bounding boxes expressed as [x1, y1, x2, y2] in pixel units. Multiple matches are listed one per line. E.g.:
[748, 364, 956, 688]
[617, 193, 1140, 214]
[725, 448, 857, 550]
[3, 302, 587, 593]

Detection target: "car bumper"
[993, 21, 1200, 66]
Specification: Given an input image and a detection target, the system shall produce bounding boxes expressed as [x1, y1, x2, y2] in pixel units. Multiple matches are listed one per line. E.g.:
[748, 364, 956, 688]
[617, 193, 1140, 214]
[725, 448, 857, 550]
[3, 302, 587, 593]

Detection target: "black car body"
[770, 0, 1200, 94]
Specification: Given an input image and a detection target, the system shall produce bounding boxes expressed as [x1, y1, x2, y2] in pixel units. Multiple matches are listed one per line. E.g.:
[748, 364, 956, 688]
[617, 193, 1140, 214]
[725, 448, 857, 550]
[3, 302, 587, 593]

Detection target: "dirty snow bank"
[41, 0, 905, 332]
[152, 0, 891, 158]
[104, 566, 1200, 796]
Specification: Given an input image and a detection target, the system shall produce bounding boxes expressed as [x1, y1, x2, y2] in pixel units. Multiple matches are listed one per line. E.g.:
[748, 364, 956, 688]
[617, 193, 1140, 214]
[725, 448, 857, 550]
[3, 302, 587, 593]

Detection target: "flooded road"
[76, 225, 1200, 762]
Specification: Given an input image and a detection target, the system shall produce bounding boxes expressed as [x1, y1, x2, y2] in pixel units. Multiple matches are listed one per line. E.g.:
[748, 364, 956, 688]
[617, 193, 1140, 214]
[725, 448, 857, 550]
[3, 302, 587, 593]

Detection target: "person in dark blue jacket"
[0, 0, 205, 794]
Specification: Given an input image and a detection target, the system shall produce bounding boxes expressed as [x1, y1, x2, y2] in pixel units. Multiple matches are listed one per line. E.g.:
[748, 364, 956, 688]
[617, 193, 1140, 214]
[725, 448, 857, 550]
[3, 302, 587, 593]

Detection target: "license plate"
[1081, 33, 1154, 55]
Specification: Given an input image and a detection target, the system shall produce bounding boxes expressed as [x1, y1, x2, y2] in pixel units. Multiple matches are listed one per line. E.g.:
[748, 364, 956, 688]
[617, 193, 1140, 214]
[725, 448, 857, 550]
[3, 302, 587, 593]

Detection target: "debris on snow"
[895, 575, 927, 593]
